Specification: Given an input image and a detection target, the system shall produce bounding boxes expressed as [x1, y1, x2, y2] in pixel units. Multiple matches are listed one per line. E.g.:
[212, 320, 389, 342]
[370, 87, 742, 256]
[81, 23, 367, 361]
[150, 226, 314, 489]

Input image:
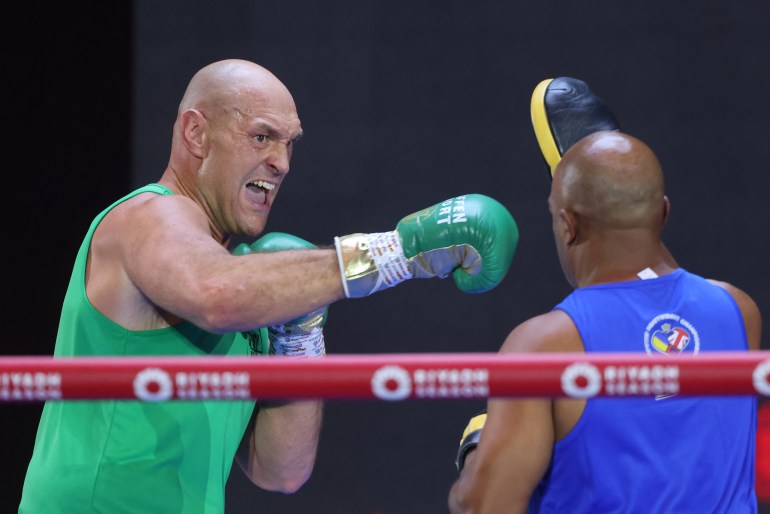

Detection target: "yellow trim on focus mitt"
[531, 78, 562, 177]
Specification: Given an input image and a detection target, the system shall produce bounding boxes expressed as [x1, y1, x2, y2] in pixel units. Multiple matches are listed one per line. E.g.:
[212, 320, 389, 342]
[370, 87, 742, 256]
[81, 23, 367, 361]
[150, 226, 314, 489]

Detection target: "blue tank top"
[529, 268, 757, 513]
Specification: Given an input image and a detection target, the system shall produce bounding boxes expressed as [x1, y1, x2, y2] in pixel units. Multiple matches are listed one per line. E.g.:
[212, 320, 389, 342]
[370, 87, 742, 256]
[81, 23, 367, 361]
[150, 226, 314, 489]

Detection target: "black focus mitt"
[530, 76, 621, 180]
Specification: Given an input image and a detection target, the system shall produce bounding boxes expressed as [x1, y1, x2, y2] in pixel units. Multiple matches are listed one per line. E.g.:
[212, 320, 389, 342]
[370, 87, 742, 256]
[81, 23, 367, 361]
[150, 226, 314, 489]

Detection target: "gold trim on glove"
[334, 232, 413, 298]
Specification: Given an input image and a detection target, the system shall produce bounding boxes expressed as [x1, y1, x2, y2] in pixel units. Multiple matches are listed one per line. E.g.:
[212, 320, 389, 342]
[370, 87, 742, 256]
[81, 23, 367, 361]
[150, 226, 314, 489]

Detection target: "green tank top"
[20, 184, 269, 514]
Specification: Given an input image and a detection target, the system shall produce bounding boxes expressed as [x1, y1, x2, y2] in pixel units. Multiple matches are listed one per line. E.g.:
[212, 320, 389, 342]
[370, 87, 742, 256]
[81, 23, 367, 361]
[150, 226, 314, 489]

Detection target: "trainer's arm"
[449, 311, 578, 514]
[236, 400, 322, 493]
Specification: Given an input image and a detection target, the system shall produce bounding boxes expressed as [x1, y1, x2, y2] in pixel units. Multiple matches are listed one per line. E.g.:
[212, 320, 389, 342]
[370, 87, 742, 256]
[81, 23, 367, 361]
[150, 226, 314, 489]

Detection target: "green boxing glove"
[234, 233, 327, 358]
[334, 194, 519, 298]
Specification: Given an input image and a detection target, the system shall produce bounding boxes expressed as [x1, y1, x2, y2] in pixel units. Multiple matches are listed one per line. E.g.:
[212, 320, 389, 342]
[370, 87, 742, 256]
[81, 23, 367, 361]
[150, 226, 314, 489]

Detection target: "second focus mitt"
[455, 410, 487, 473]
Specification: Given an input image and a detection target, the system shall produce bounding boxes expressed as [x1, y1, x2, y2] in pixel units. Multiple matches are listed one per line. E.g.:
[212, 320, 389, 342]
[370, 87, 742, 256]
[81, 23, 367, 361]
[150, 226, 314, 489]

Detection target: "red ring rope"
[1, 351, 768, 402]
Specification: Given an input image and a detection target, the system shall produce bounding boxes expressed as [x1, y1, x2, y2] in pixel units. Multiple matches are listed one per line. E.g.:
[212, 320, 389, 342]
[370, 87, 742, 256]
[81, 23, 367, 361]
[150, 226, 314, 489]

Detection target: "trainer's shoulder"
[706, 278, 757, 308]
[707, 278, 762, 350]
[500, 310, 583, 354]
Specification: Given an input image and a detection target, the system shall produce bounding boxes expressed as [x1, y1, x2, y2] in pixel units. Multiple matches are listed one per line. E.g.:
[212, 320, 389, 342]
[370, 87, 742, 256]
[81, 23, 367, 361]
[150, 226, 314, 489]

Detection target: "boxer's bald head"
[178, 59, 297, 124]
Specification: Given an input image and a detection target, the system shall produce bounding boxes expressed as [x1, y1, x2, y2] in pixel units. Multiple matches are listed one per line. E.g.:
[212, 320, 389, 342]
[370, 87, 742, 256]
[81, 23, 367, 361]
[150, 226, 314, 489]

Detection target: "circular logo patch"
[644, 313, 700, 355]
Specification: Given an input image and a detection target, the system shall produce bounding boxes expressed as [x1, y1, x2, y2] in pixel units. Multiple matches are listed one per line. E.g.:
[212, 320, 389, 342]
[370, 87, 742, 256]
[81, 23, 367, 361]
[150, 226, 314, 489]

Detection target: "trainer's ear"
[661, 196, 671, 227]
[180, 109, 208, 159]
[558, 208, 578, 245]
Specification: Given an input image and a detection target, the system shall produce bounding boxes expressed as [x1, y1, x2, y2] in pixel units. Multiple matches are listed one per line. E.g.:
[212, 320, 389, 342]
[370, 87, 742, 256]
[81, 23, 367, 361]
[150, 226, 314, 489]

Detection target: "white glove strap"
[269, 327, 326, 358]
[366, 231, 413, 288]
[334, 231, 413, 298]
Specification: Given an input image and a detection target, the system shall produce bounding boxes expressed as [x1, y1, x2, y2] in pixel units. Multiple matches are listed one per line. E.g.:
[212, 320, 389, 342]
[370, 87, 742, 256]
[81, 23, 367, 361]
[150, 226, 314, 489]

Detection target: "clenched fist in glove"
[234, 233, 327, 358]
[334, 194, 518, 298]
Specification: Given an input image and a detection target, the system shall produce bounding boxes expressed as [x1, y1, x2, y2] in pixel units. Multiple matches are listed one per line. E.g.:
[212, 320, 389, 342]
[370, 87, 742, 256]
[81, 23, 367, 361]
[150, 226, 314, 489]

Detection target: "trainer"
[448, 126, 761, 512]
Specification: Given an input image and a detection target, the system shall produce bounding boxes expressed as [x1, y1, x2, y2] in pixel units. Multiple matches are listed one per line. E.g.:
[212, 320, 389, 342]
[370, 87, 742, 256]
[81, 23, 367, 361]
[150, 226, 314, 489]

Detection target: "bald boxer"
[19, 59, 519, 514]
[448, 131, 761, 513]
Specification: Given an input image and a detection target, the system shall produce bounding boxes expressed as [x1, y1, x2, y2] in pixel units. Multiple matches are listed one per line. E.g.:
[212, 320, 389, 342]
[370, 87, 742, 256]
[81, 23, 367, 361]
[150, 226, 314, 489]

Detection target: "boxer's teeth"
[250, 180, 275, 190]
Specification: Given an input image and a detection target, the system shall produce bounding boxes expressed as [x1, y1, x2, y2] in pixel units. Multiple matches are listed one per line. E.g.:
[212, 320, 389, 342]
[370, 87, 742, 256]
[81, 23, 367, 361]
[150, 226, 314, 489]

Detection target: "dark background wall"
[6, 2, 133, 513]
[7, 1, 770, 513]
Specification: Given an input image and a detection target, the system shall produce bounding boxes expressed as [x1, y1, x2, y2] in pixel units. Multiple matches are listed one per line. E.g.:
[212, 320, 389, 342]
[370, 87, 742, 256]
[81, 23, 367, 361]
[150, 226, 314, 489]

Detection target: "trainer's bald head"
[178, 59, 296, 122]
[551, 131, 666, 230]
